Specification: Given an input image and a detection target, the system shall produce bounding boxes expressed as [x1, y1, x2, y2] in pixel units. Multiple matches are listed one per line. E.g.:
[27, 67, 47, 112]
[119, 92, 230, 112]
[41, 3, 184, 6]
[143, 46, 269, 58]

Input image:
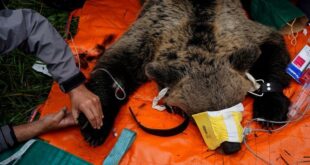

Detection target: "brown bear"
[78, 0, 291, 154]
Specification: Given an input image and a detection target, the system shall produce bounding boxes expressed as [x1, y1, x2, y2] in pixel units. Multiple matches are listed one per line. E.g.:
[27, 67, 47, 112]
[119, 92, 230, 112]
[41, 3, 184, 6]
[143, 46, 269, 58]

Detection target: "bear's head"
[145, 49, 255, 154]
[145, 53, 253, 116]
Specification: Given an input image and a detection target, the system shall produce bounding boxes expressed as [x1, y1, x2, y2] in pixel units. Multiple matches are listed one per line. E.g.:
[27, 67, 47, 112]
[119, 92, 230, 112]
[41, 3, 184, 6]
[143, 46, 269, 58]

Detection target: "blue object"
[286, 63, 303, 83]
[103, 129, 136, 165]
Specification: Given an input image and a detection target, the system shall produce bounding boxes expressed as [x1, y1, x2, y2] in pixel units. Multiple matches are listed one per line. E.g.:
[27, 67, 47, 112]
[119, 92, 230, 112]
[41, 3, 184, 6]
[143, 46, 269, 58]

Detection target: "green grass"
[0, 1, 76, 125]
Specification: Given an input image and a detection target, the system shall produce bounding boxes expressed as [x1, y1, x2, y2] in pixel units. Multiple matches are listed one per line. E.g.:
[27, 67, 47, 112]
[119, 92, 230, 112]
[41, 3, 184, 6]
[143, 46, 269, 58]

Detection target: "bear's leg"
[77, 0, 179, 146]
[77, 29, 157, 145]
[250, 33, 291, 127]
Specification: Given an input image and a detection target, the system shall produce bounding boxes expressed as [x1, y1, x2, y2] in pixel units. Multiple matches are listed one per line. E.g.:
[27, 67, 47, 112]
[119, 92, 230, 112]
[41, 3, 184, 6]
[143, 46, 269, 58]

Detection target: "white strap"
[0, 139, 36, 165]
[152, 87, 169, 111]
[245, 72, 261, 91]
[245, 72, 265, 97]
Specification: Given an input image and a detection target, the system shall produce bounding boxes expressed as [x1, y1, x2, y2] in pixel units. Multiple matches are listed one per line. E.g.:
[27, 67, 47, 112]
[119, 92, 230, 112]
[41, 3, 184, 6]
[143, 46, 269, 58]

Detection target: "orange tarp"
[40, 0, 310, 164]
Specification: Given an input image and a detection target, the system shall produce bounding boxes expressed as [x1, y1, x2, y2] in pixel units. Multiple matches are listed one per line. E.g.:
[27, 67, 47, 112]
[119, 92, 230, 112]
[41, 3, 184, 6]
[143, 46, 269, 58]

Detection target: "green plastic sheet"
[251, 0, 305, 30]
[0, 140, 91, 165]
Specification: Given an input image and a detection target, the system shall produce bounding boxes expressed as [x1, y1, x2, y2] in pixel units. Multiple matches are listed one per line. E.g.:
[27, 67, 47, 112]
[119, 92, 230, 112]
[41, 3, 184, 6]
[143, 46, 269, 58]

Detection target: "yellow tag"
[192, 103, 244, 150]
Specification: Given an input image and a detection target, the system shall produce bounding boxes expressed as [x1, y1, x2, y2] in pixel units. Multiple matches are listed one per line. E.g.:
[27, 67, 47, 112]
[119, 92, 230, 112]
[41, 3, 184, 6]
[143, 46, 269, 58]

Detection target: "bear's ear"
[145, 62, 183, 86]
[229, 46, 261, 72]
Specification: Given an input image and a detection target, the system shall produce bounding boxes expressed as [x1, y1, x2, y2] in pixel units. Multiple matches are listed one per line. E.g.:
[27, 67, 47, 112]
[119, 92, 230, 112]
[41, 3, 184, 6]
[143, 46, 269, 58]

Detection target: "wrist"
[32, 120, 47, 135]
[68, 83, 86, 97]
[59, 71, 86, 93]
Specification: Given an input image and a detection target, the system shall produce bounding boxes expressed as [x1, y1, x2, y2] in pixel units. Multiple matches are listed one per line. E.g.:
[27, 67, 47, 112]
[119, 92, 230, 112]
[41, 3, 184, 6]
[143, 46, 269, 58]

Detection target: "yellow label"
[192, 106, 243, 150]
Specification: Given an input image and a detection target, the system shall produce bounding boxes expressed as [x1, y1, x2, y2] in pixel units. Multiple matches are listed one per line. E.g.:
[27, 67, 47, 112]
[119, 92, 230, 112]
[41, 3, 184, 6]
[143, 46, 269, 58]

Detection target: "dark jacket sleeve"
[0, 9, 85, 92]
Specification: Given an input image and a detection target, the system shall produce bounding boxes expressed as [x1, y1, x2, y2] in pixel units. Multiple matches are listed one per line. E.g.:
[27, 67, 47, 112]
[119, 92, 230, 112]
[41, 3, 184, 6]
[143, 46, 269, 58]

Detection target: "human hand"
[12, 108, 76, 142]
[68, 84, 103, 129]
[41, 107, 76, 132]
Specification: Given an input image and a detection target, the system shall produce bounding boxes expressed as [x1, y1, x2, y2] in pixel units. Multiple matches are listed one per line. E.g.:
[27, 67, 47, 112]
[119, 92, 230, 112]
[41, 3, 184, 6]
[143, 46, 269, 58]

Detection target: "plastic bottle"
[288, 81, 310, 120]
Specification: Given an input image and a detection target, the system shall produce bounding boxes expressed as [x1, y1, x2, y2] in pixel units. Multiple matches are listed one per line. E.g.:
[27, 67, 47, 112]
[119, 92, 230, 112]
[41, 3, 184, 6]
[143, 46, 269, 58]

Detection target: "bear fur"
[78, 0, 291, 153]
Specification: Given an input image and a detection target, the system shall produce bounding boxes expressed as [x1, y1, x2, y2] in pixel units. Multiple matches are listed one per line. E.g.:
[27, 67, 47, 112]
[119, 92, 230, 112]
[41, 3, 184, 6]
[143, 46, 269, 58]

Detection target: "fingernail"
[102, 115, 104, 119]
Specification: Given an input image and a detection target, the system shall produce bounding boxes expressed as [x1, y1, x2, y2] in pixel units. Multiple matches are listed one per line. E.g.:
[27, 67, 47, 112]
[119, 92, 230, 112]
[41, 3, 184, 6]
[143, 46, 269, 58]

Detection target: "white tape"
[152, 87, 169, 111]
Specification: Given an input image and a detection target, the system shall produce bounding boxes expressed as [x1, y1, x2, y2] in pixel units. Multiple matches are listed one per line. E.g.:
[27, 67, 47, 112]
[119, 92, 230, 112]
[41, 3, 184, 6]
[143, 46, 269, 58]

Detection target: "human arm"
[0, 108, 75, 153]
[0, 9, 79, 86]
[0, 9, 103, 128]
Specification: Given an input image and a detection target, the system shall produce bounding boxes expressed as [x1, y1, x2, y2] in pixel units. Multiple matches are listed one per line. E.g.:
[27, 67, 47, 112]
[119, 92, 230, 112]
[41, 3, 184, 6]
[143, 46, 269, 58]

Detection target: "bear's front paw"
[78, 114, 106, 146]
[253, 92, 290, 128]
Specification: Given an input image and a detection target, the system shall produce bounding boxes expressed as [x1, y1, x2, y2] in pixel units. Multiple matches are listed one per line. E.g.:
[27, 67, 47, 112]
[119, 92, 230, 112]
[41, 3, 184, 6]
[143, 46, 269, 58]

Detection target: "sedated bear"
[77, 0, 291, 154]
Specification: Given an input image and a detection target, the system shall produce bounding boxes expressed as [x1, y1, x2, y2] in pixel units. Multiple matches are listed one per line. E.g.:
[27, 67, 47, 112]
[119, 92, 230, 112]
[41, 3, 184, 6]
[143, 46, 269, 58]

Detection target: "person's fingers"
[91, 97, 103, 128]
[96, 96, 104, 121]
[88, 102, 101, 129]
[72, 107, 79, 124]
[98, 103, 103, 128]
[58, 112, 76, 128]
[53, 107, 67, 122]
[80, 104, 97, 129]
[68, 84, 103, 129]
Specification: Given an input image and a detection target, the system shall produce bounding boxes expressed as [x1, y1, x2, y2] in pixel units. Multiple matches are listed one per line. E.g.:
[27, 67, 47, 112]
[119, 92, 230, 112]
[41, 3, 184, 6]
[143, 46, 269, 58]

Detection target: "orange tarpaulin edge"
[39, 0, 310, 164]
